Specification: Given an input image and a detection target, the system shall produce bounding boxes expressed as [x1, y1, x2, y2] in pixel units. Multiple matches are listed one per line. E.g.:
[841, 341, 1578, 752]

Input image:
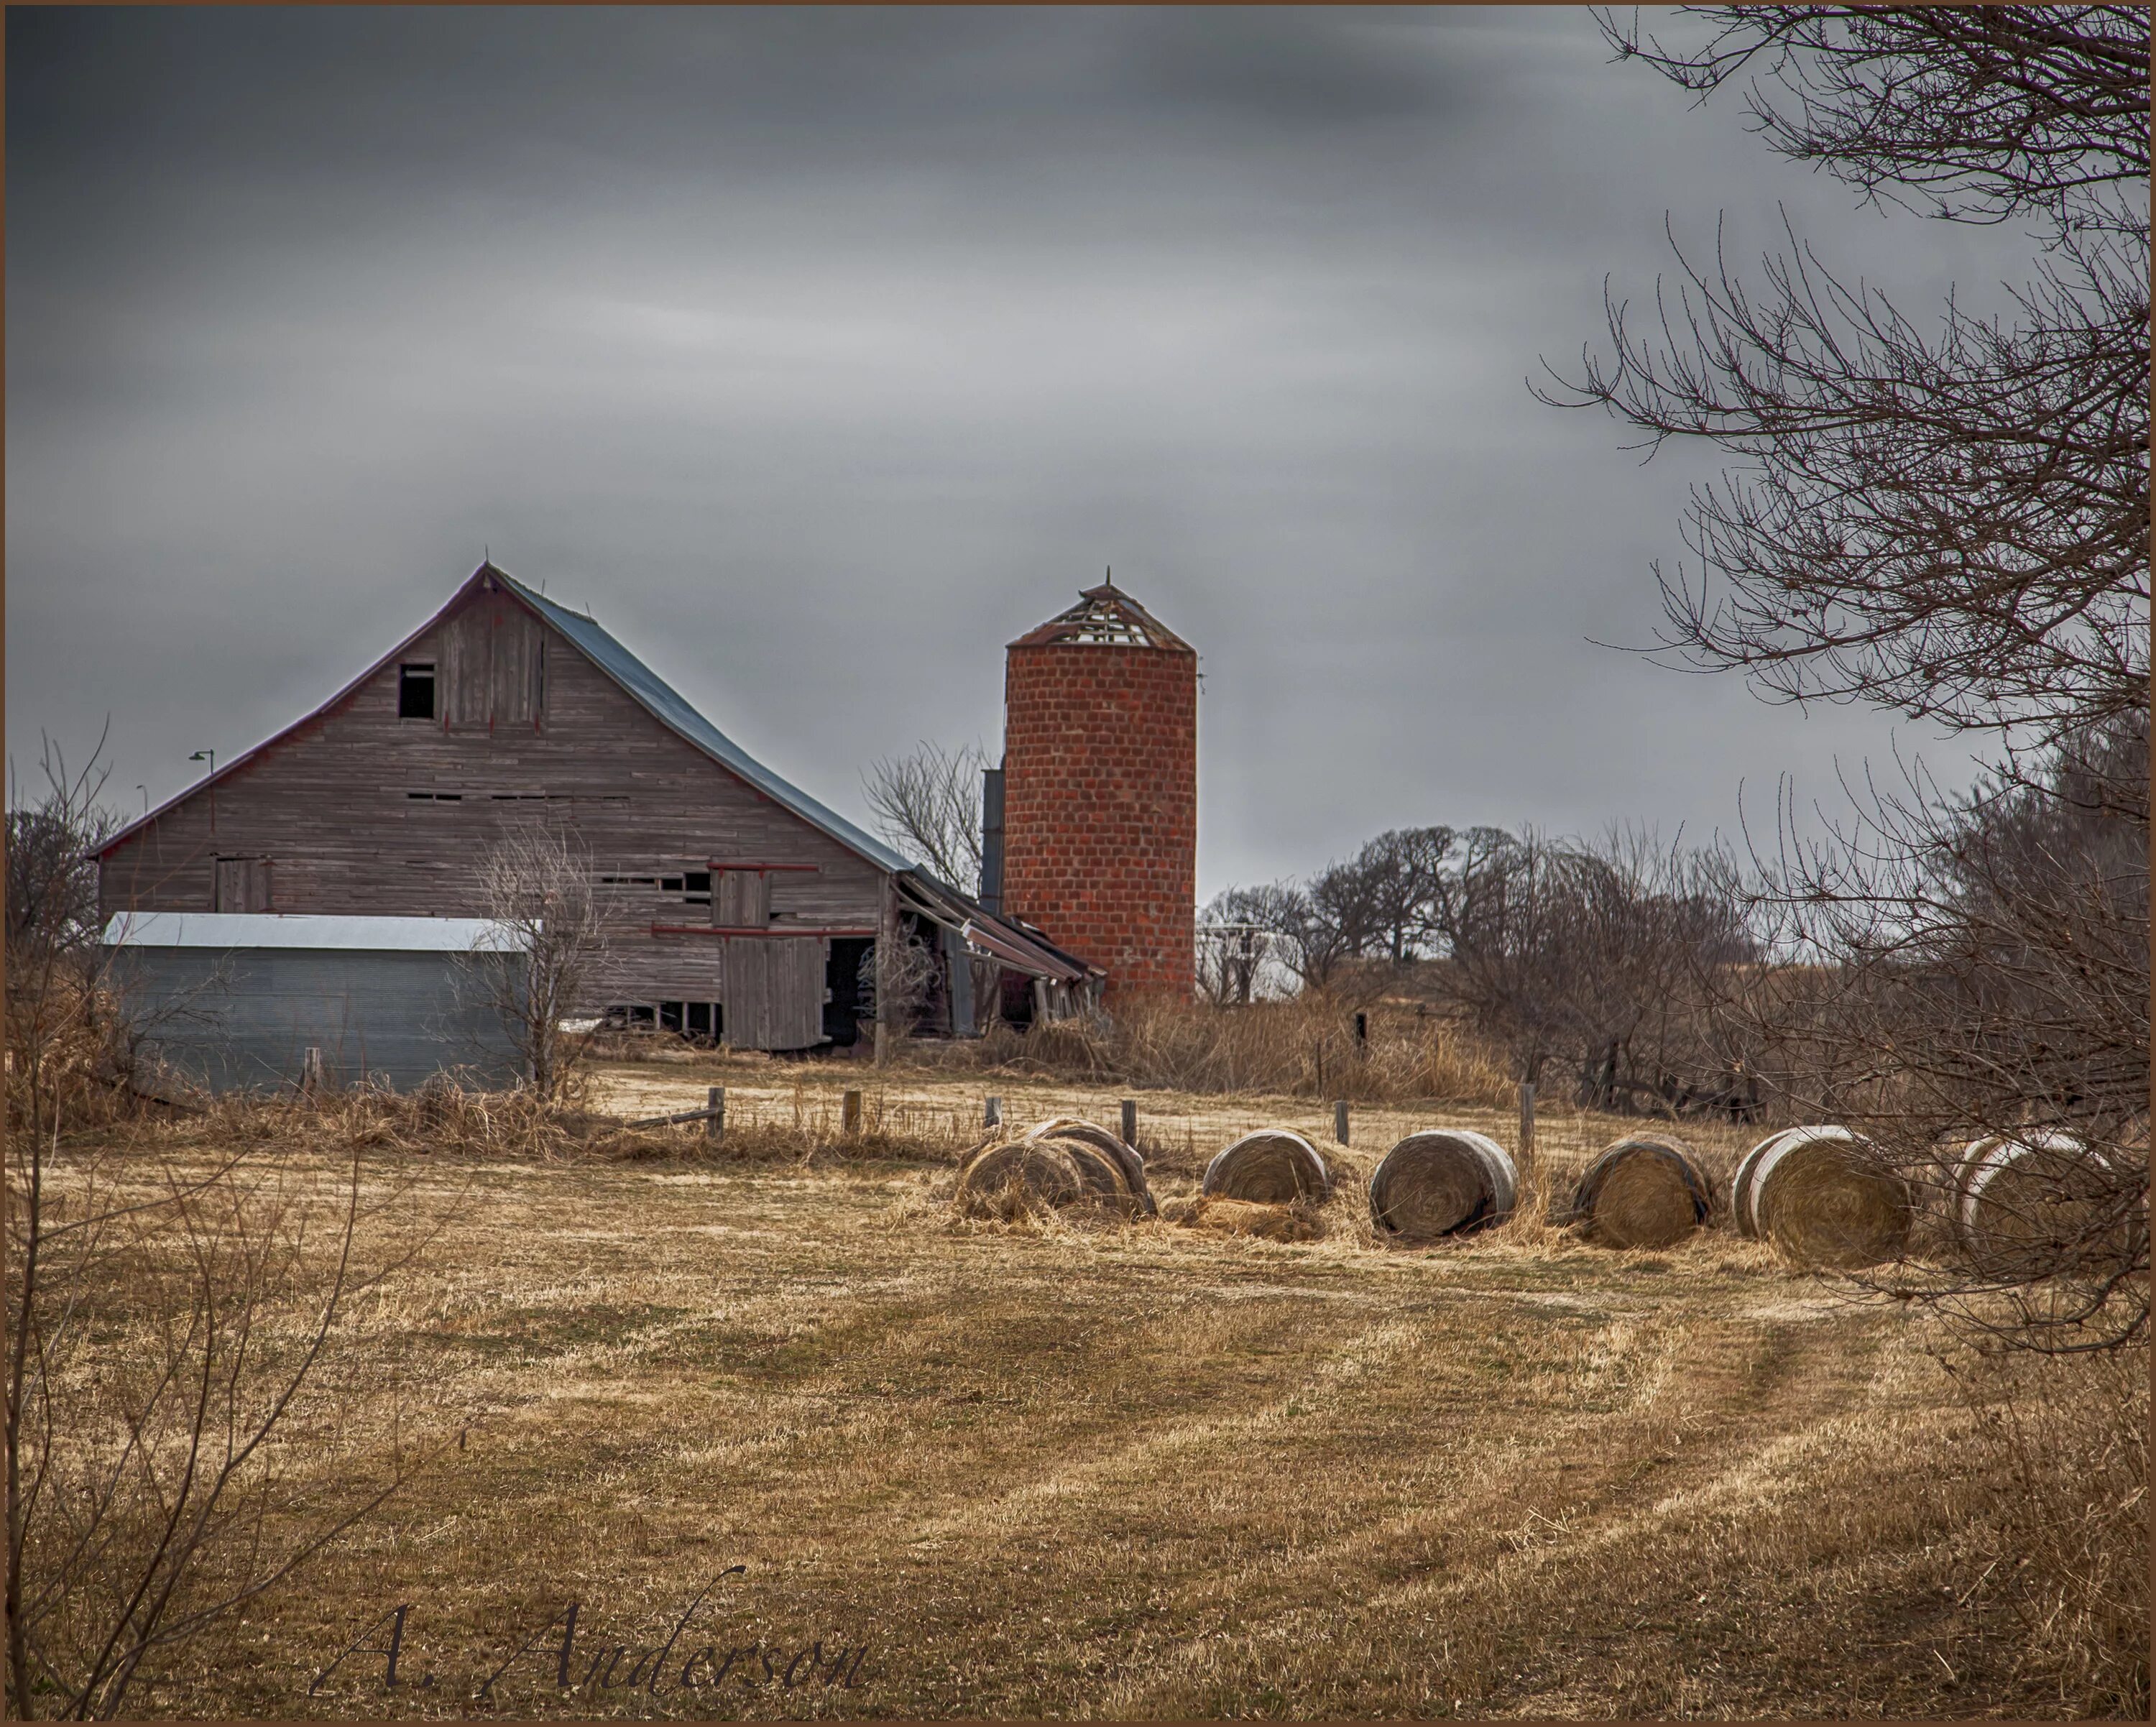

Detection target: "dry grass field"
[35, 1058, 2145, 1719]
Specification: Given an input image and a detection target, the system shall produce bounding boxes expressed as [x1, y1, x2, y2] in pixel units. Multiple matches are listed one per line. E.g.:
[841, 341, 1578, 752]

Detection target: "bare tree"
[1415, 824, 1761, 1112]
[1199, 883, 1356, 994]
[861, 742, 988, 893]
[1547, 6, 2150, 1346]
[463, 819, 612, 1102]
[1309, 826, 1455, 966]
[1540, 6, 2149, 753]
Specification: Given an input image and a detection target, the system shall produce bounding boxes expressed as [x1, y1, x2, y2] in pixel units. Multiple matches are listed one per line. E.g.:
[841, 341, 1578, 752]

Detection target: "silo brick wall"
[1001, 643, 1197, 1002]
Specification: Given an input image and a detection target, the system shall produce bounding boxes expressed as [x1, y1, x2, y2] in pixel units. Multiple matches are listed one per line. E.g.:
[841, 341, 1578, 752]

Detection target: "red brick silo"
[1000, 581, 1197, 1003]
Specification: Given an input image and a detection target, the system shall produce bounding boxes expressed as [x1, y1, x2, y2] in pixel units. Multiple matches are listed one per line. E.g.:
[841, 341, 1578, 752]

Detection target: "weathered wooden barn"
[96, 561, 1097, 1061]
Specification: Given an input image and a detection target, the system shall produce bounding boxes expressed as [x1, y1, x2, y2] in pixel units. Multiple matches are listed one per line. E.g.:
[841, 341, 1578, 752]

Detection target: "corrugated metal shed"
[105, 913, 524, 952]
[107, 913, 527, 1094]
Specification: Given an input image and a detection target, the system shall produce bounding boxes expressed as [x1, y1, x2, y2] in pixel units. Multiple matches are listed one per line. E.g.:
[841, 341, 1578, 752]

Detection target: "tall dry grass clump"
[1939, 1342, 2149, 1717]
[945, 995, 1515, 1105]
[93, 1078, 990, 1170]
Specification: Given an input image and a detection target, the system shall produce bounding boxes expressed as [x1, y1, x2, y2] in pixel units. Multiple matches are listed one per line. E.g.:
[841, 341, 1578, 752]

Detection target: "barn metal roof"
[489, 567, 919, 876]
[104, 912, 527, 952]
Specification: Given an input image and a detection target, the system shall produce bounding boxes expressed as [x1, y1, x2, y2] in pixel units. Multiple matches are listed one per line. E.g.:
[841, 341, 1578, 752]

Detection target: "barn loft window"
[398, 663, 437, 719]
[213, 856, 272, 913]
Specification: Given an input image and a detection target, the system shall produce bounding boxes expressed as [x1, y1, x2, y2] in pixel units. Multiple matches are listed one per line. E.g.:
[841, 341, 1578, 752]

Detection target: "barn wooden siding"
[97, 579, 884, 1038]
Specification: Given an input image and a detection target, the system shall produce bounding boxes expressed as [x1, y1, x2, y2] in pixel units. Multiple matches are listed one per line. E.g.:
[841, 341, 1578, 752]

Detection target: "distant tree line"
[1199, 824, 1765, 1120]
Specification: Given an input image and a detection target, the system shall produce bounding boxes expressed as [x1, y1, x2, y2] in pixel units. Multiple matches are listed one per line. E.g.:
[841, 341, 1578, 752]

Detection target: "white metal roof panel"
[103, 913, 528, 952]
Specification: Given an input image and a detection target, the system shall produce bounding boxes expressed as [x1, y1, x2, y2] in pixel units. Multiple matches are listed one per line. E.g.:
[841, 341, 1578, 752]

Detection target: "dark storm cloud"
[9, 7, 2019, 892]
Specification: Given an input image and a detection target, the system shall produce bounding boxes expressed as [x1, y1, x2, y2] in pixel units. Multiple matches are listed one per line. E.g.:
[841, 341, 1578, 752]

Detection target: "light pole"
[189, 750, 218, 835]
[136, 786, 149, 815]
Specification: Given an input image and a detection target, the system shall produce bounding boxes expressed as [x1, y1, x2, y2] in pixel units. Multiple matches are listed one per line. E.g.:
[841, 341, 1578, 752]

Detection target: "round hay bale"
[1368, 1130, 1516, 1243]
[1730, 1128, 1806, 1239]
[1743, 1125, 1909, 1268]
[1200, 1130, 1332, 1205]
[1954, 1129, 2134, 1276]
[1173, 1196, 1326, 1244]
[1570, 1135, 1711, 1249]
[953, 1137, 1136, 1221]
[1024, 1117, 1156, 1215]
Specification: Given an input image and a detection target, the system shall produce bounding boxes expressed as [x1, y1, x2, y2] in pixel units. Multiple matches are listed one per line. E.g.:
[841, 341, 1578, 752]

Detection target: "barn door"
[721, 939, 769, 1049]
[722, 937, 826, 1050]
[714, 869, 770, 929]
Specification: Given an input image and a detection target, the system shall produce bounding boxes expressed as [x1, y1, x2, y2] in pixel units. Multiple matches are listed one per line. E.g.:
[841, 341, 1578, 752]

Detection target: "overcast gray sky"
[9, 6, 2026, 895]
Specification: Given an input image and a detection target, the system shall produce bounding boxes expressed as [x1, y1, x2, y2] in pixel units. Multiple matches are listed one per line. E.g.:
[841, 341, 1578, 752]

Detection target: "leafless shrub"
[7, 1141, 447, 1719]
[857, 925, 939, 1045]
[459, 817, 616, 1105]
[6, 735, 453, 1717]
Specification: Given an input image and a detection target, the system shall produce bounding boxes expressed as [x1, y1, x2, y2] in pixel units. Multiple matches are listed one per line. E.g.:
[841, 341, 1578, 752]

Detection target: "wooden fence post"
[1332, 1100, 1350, 1146]
[985, 1095, 1002, 1130]
[706, 1086, 724, 1142]
[842, 1089, 863, 1136]
[874, 875, 895, 1067]
[1519, 1080, 1537, 1173]
[300, 1046, 324, 1099]
[1120, 1099, 1138, 1146]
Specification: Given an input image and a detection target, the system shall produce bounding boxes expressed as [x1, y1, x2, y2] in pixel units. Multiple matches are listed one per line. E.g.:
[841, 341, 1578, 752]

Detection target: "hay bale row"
[1201, 1130, 1332, 1205]
[1368, 1130, 1516, 1243]
[1731, 1125, 1910, 1268]
[1568, 1135, 1711, 1248]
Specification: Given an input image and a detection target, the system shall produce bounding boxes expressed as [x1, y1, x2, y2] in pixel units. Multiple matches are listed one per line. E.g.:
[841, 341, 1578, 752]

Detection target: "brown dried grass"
[934, 995, 1516, 1105]
[1160, 1194, 1329, 1243]
[26, 1102, 2146, 1720]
